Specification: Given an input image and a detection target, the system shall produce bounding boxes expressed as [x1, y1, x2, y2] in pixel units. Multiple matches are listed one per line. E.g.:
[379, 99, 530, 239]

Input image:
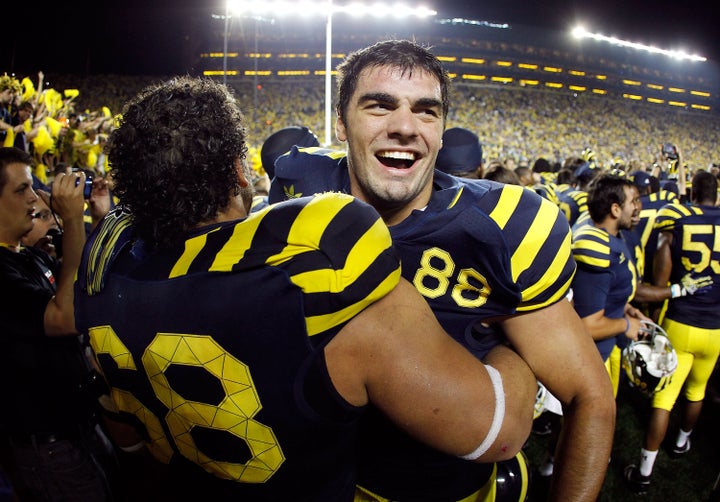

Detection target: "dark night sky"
[5, 0, 719, 76]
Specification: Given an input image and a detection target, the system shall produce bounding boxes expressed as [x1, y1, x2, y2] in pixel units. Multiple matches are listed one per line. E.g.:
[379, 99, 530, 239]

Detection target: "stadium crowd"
[8, 72, 718, 182]
[1, 59, 719, 502]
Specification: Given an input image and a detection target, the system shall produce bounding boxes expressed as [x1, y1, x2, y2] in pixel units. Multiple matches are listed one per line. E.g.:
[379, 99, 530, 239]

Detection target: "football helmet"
[494, 451, 531, 501]
[622, 320, 678, 394]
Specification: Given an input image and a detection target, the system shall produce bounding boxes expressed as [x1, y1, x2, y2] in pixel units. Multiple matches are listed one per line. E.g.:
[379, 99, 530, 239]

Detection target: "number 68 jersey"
[75, 193, 401, 501]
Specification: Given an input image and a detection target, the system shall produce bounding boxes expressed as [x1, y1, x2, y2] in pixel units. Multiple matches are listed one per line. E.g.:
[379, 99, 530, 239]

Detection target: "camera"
[661, 143, 678, 161]
[72, 168, 94, 199]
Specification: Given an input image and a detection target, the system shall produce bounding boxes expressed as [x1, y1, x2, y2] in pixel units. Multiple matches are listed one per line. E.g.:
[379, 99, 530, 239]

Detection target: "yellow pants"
[652, 318, 720, 411]
[605, 345, 622, 399]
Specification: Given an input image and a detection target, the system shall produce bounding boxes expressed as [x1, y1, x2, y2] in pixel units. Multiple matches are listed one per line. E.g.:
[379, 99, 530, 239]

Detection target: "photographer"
[0, 147, 114, 501]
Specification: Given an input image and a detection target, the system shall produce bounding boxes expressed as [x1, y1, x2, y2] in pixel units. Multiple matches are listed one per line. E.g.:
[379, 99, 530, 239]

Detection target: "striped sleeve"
[487, 184, 575, 311]
[572, 225, 612, 271]
[654, 202, 702, 232]
[210, 192, 401, 336]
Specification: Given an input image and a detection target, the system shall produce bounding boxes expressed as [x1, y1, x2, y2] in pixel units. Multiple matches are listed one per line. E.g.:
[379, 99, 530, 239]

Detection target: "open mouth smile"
[377, 150, 417, 169]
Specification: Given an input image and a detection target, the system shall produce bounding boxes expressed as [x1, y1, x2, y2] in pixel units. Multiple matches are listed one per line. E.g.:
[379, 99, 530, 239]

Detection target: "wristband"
[670, 283, 684, 298]
[460, 364, 505, 461]
[624, 317, 630, 335]
[119, 441, 145, 453]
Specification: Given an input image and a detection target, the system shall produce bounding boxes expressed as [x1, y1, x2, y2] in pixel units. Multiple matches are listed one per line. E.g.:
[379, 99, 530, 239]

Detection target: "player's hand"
[675, 272, 714, 296]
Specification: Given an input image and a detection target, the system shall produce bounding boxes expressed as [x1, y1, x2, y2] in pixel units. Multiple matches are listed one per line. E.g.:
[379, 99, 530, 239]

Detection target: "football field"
[525, 370, 720, 501]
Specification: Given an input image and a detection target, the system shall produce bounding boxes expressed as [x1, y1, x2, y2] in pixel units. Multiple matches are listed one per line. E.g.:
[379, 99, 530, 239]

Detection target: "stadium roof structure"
[201, 14, 720, 112]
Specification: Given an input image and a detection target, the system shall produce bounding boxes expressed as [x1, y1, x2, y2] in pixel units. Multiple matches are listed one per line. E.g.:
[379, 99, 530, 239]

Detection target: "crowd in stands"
[4, 72, 718, 184]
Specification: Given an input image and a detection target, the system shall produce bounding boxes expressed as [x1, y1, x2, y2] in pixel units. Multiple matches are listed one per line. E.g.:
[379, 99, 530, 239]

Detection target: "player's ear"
[610, 202, 621, 218]
[336, 115, 348, 142]
[235, 157, 250, 188]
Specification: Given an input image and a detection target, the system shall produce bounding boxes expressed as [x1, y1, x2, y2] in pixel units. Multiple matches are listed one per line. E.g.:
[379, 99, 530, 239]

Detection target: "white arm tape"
[460, 364, 506, 461]
[119, 441, 145, 453]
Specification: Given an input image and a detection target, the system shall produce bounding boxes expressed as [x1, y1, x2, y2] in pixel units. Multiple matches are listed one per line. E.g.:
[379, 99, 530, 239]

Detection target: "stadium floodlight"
[572, 25, 707, 63]
[227, 0, 436, 146]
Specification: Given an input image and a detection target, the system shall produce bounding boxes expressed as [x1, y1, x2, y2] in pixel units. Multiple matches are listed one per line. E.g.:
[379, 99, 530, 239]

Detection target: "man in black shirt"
[0, 147, 111, 501]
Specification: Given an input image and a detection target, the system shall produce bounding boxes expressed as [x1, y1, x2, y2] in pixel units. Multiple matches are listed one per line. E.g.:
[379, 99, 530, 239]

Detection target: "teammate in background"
[515, 159, 560, 206]
[435, 127, 483, 179]
[556, 156, 591, 227]
[534, 175, 648, 480]
[270, 39, 615, 502]
[626, 171, 720, 495]
[74, 76, 536, 501]
[630, 170, 678, 304]
[571, 174, 649, 366]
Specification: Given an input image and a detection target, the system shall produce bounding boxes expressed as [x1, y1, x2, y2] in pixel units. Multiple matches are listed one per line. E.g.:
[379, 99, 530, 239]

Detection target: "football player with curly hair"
[74, 76, 537, 501]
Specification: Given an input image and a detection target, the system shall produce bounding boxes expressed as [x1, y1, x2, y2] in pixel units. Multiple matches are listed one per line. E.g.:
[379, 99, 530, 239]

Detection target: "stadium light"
[572, 25, 707, 62]
[227, 0, 436, 146]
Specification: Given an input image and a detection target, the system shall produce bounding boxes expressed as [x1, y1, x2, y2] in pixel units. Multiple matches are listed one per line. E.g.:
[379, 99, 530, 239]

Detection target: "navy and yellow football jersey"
[271, 148, 575, 500]
[75, 193, 400, 501]
[532, 182, 560, 207]
[621, 228, 645, 283]
[654, 201, 720, 329]
[572, 224, 637, 360]
[558, 189, 588, 227]
[632, 190, 678, 284]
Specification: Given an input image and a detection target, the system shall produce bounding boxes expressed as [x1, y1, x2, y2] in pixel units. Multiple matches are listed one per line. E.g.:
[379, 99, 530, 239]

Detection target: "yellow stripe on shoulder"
[488, 184, 523, 230]
[511, 196, 558, 282]
[290, 216, 392, 293]
[305, 268, 401, 336]
[209, 204, 276, 273]
[171, 227, 223, 278]
[268, 193, 356, 266]
[520, 230, 572, 303]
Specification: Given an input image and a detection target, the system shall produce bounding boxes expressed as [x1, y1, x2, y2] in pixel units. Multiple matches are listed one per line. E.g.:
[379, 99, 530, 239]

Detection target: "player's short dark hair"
[108, 76, 246, 248]
[556, 168, 576, 186]
[692, 170, 718, 204]
[335, 39, 450, 124]
[483, 164, 521, 185]
[587, 173, 633, 223]
[0, 147, 33, 194]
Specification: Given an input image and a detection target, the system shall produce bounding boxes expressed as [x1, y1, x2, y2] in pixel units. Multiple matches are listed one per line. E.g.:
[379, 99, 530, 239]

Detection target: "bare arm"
[43, 169, 87, 336]
[325, 278, 536, 462]
[502, 298, 616, 502]
[580, 305, 649, 343]
[653, 231, 673, 287]
[633, 283, 673, 303]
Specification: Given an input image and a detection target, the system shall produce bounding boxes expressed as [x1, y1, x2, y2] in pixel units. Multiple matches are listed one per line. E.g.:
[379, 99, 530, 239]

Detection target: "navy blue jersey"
[75, 193, 400, 501]
[558, 189, 588, 227]
[654, 202, 720, 329]
[572, 225, 637, 360]
[621, 228, 645, 282]
[272, 148, 575, 500]
[533, 182, 560, 206]
[632, 190, 678, 284]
